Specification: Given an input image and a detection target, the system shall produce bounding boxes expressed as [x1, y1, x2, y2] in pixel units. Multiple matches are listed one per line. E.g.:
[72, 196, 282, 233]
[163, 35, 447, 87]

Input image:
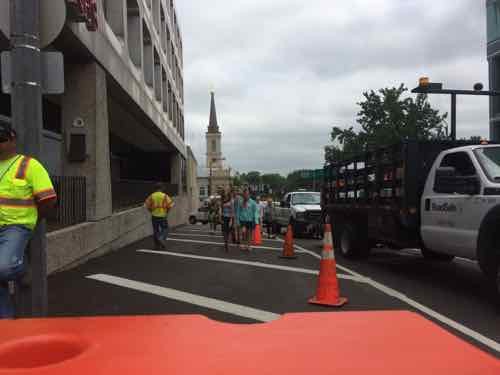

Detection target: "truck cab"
[323, 140, 500, 298]
[272, 191, 322, 235]
[421, 145, 500, 287]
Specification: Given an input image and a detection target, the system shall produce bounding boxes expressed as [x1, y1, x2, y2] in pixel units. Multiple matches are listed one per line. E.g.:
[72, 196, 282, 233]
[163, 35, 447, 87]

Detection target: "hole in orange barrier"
[0, 334, 90, 369]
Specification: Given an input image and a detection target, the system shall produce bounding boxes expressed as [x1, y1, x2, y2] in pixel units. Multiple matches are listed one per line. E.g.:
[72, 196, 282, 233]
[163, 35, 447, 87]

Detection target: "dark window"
[440, 152, 476, 176]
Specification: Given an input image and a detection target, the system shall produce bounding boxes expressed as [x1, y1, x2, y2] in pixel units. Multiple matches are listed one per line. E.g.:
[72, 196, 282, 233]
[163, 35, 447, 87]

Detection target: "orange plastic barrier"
[0, 311, 498, 374]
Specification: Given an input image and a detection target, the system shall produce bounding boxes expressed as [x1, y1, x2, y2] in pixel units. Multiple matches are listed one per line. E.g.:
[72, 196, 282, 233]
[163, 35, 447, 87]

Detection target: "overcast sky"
[176, 0, 488, 175]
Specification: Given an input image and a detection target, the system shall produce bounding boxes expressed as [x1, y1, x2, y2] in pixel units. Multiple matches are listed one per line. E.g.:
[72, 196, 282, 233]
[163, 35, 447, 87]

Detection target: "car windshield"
[473, 147, 500, 182]
[292, 193, 320, 205]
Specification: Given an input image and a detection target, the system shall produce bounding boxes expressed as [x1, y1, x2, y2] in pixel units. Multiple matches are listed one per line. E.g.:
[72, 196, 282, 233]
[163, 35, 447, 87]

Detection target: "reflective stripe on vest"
[0, 156, 38, 229]
[15, 157, 31, 179]
[150, 192, 171, 217]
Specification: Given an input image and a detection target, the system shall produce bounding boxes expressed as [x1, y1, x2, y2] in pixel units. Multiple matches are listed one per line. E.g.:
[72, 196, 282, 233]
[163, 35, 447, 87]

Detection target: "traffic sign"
[0, 0, 66, 48]
[314, 169, 325, 179]
[1, 51, 65, 94]
[300, 170, 312, 179]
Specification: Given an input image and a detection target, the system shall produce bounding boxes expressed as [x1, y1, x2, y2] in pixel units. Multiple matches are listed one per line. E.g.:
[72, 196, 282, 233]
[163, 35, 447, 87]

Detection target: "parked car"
[189, 205, 209, 225]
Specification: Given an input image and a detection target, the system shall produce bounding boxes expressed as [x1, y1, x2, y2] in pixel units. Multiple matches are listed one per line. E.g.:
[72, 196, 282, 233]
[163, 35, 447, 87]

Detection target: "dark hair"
[155, 182, 164, 192]
[0, 122, 16, 140]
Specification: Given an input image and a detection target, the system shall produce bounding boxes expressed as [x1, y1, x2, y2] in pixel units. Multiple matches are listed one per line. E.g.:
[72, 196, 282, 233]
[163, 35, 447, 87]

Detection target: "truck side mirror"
[280, 201, 286, 208]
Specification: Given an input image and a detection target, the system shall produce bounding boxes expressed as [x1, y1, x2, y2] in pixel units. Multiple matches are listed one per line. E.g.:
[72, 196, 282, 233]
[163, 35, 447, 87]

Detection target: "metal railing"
[112, 179, 178, 212]
[48, 176, 87, 230]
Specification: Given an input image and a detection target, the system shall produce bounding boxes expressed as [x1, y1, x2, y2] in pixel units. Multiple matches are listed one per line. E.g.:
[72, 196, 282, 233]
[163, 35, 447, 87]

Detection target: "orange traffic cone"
[252, 224, 262, 246]
[309, 223, 347, 307]
[279, 224, 297, 259]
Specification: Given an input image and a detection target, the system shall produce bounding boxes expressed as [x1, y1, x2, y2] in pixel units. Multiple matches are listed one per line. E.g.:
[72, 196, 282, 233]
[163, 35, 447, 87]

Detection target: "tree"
[261, 173, 286, 196]
[325, 84, 447, 164]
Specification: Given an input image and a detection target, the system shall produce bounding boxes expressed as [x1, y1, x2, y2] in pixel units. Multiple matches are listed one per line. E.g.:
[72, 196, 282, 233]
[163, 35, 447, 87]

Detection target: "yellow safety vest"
[0, 155, 57, 230]
[145, 191, 173, 218]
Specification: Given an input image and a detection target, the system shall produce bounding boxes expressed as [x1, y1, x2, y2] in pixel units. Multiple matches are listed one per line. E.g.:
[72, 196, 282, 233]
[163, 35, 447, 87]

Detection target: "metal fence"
[48, 176, 87, 229]
[112, 180, 178, 212]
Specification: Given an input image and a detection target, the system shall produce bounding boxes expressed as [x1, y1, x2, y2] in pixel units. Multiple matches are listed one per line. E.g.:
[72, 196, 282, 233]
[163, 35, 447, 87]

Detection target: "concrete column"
[170, 152, 182, 195]
[62, 62, 112, 221]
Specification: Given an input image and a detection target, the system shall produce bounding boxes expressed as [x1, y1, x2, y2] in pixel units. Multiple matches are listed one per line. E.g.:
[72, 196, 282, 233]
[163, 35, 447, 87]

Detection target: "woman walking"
[238, 189, 259, 252]
[221, 191, 234, 252]
[208, 197, 220, 234]
[231, 189, 242, 244]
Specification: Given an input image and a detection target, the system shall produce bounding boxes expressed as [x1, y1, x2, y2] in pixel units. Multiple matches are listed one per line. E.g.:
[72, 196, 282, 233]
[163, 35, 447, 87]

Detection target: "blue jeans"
[0, 225, 32, 318]
[152, 217, 168, 245]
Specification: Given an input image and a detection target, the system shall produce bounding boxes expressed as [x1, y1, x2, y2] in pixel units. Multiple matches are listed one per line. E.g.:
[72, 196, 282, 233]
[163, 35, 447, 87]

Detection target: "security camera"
[473, 83, 484, 91]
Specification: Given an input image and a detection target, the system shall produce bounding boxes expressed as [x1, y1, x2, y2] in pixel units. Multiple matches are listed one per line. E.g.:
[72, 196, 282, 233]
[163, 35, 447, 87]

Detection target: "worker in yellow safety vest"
[145, 183, 174, 249]
[0, 122, 57, 318]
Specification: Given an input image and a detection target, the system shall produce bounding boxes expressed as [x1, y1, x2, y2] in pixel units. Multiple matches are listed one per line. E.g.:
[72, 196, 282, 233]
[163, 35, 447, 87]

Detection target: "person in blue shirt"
[231, 188, 242, 245]
[238, 188, 259, 251]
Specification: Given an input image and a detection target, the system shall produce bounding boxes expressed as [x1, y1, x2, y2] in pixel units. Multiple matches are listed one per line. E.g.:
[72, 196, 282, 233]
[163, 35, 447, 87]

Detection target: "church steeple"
[207, 91, 219, 133]
[206, 91, 223, 168]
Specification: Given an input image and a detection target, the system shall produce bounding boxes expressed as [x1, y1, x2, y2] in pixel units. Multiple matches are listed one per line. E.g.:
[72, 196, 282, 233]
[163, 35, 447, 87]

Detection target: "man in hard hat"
[0, 122, 57, 318]
[145, 183, 174, 249]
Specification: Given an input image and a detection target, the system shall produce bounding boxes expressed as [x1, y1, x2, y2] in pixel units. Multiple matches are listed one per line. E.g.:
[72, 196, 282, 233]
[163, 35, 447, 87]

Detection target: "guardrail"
[112, 180, 178, 212]
[48, 176, 87, 230]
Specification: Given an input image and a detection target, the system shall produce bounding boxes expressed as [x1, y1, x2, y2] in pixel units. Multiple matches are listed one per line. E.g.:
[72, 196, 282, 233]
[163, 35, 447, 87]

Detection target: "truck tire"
[336, 221, 369, 259]
[477, 215, 500, 303]
[421, 247, 455, 262]
[189, 216, 197, 225]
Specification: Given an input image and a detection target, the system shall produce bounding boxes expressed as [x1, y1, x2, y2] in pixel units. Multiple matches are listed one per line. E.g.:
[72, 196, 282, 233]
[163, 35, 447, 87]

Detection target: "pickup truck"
[272, 191, 322, 236]
[322, 139, 500, 297]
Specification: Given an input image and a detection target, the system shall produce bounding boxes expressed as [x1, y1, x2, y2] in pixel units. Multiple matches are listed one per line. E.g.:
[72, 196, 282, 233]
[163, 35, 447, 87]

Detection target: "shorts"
[240, 221, 255, 231]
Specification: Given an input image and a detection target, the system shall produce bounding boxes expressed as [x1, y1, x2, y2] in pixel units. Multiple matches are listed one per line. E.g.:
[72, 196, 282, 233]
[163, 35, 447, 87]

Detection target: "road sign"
[0, 0, 66, 48]
[314, 169, 325, 179]
[1, 51, 65, 94]
[300, 170, 312, 179]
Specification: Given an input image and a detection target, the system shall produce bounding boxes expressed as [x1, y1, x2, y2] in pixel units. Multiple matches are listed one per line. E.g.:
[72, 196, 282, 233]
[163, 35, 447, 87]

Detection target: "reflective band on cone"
[309, 223, 347, 307]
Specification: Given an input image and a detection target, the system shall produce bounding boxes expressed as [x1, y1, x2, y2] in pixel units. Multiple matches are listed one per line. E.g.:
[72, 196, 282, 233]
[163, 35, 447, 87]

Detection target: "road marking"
[172, 232, 223, 238]
[293, 242, 500, 353]
[87, 274, 280, 322]
[166, 237, 300, 253]
[171, 232, 284, 243]
[137, 249, 361, 281]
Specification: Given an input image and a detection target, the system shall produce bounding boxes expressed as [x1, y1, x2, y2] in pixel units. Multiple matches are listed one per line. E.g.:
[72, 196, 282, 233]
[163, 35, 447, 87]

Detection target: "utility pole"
[10, 0, 47, 317]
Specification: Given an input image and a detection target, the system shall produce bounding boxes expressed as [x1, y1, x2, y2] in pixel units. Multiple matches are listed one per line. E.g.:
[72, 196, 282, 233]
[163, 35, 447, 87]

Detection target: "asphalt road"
[48, 224, 500, 359]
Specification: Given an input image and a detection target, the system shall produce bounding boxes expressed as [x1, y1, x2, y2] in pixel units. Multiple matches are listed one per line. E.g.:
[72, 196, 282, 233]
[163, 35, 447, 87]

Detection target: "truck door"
[421, 151, 480, 257]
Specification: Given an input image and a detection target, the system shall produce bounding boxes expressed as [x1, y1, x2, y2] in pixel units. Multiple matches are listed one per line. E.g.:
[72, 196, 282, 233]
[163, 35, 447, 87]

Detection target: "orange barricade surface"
[0, 311, 498, 374]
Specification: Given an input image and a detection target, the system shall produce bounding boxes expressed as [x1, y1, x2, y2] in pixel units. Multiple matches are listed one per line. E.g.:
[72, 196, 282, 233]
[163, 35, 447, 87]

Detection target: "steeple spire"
[207, 91, 219, 133]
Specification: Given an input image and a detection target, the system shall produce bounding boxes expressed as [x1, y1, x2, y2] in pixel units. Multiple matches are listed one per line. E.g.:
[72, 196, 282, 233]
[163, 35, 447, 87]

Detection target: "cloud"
[177, 0, 489, 175]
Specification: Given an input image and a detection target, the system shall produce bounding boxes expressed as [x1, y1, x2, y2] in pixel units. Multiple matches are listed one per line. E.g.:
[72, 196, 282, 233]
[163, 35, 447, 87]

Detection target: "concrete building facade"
[0, 0, 194, 274]
[487, 0, 500, 140]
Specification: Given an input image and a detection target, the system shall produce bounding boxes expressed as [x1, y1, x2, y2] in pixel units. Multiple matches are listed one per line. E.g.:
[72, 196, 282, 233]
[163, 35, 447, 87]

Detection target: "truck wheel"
[189, 216, 197, 225]
[421, 247, 455, 262]
[336, 223, 359, 258]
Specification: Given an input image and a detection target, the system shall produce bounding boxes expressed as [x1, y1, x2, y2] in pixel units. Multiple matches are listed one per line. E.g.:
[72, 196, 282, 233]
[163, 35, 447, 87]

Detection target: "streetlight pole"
[10, 0, 47, 317]
[412, 78, 500, 141]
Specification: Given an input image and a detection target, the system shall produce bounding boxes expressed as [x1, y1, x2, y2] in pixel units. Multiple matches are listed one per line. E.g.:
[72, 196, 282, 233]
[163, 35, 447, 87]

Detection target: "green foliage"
[325, 84, 448, 164]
